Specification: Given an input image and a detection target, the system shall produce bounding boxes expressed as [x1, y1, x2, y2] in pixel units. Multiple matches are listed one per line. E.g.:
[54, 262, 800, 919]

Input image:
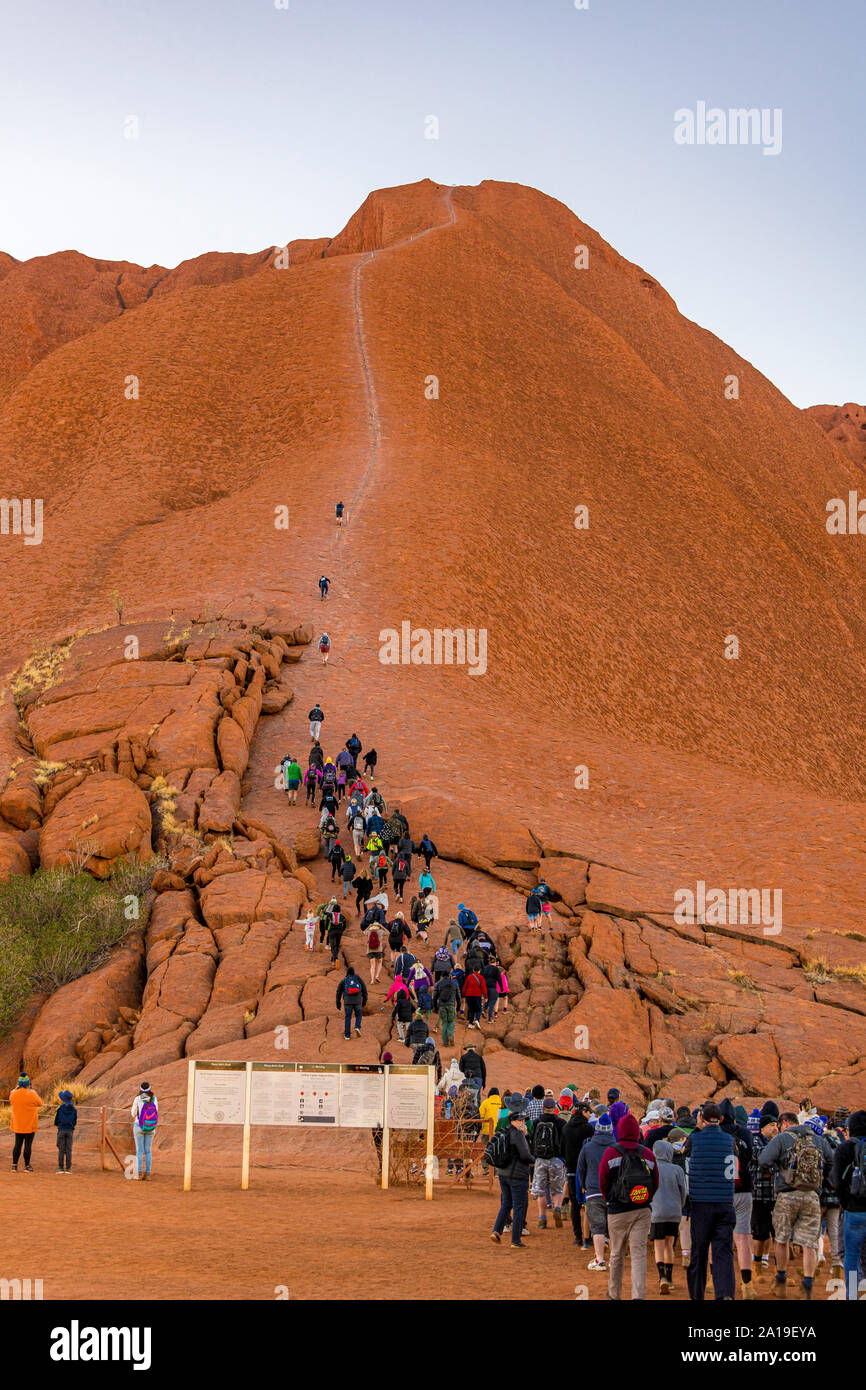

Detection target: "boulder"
[216, 716, 249, 779]
[199, 872, 304, 931]
[520, 986, 652, 1073]
[539, 856, 588, 909]
[0, 755, 42, 830]
[293, 826, 321, 861]
[714, 1032, 781, 1095]
[38, 773, 152, 876]
[397, 791, 540, 871]
[0, 830, 31, 882]
[197, 770, 241, 835]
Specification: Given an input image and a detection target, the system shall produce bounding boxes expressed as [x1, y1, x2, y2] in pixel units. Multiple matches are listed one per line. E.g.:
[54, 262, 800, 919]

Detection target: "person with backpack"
[457, 903, 478, 933]
[131, 1083, 158, 1182]
[386, 974, 415, 1041]
[719, 1098, 757, 1299]
[320, 757, 338, 796]
[318, 575, 331, 600]
[650, 1139, 687, 1294]
[598, 1111, 659, 1300]
[304, 763, 321, 806]
[759, 1109, 833, 1300]
[339, 852, 355, 900]
[409, 960, 434, 1020]
[345, 733, 362, 767]
[393, 944, 417, 983]
[531, 1096, 568, 1229]
[362, 747, 377, 778]
[409, 893, 430, 943]
[336, 965, 368, 1038]
[328, 836, 345, 883]
[315, 898, 336, 951]
[481, 959, 503, 1023]
[461, 965, 487, 1030]
[308, 703, 324, 740]
[489, 1102, 533, 1249]
[577, 1111, 615, 1269]
[405, 1010, 428, 1051]
[458, 1043, 486, 1103]
[326, 904, 347, 963]
[813, 1115, 843, 1281]
[562, 1100, 594, 1247]
[335, 500, 344, 524]
[525, 890, 542, 932]
[446, 918, 464, 959]
[53, 1089, 77, 1173]
[374, 848, 389, 892]
[318, 632, 331, 665]
[831, 1108, 866, 1299]
[319, 810, 339, 859]
[282, 754, 302, 805]
[411, 1036, 441, 1081]
[387, 913, 410, 964]
[432, 969, 461, 1046]
[349, 805, 366, 857]
[361, 922, 383, 989]
[682, 1102, 737, 1301]
[419, 833, 438, 871]
[432, 940, 453, 983]
[9, 1073, 43, 1172]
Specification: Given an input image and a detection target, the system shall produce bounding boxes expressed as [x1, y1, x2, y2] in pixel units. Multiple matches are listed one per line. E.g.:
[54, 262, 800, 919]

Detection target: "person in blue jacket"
[54, 1089, 77, 1173]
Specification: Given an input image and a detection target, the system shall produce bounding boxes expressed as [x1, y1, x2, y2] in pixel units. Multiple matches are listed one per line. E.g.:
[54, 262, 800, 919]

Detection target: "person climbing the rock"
[363, 746, 377, 778]
[319, 575, 331, 600]
[131, 1082, 159, 1182]
[328, 836, 345, 882]
[336, 964, 367, 1039]
[282, 754, 302, 805]
[374, 846, 389, 892]
[410, 892, 430, 943]
[316, 898, 337, 951]
[353, 866, 373, 915]
[457, 903, 478, 934]
[304, 762, 321, 805]
[388, 974, 415, 1041]
[364, 916, 385, 984]
[335, 501, 345, 524]
[388, 912, 411, 965]
[462, 965, 488, 1030]
[345, 732, 362, 767]
[9, 1073, 43, 1172]
[308, 740, 324, 770]
[433, 968, 461, 1047]
[296, 908, 317, 952]
[319, 809, 339, 858]
[318, 632, 331, 665]
[419, 833, 438, 871]
[320, 757, 338, 804]
[340, 851, 355, 900]
[535, 877, 554, 930]
[327, 903, 348, 963]
[308, 703, 324, 741]
[391, 849, 409, 903]
[350, 803, 366, 857]
[418, 864, 436, 898]
[446, 917, 464, 959]
[526, 888, 542, 933]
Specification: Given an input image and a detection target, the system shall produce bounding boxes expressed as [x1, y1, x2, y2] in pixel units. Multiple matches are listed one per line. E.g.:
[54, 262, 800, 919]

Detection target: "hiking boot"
[553, 1209, 563, 1228]
[741, 1282, 757, 1300]
[773, 1278, 787, 1299]
[538, 1216, 547, 1229]
[658, 1278, 670, 1295]
[802, 1281, 813, 1301]
[490, 1232, 501, 1244]
[587, 1258, 606, 1272]
[830, 1262, 844, 1281]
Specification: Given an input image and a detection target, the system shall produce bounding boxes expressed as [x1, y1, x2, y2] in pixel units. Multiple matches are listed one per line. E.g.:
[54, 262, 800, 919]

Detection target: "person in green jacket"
[282, 755, 302, 805]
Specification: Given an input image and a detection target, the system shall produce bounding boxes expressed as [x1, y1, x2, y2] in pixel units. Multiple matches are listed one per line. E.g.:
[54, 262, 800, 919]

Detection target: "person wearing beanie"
[747, 1106, 762, 1137]
[490, 1104, 533, 1249]
[609, 1099, 629, 1136]
[682, 1102, 737, 1301]
[651, 1139, 687, 1294]
[831, 1109, 866, 1298]
[9, 1074, 44, 1172]
[759, 1099, 780, 1120]
[598, 1113, 659, 1300]
[562, 1101, 594, 1247]
[578, 1111, 615, 1271]
[758, 1110, 834, 1300]
[53, 1089, 78, 1173]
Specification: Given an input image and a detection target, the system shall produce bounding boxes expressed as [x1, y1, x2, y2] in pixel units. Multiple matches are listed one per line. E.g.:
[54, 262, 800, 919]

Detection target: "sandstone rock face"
[398, 792, 539, 872]
[38, 772, 152, 876]
[0, 830, 31, 882]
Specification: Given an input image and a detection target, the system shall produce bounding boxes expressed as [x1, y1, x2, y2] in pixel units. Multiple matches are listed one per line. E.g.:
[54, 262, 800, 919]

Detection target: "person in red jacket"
[461, 968, 487, 1030]
[599, 1112, 659, 1300]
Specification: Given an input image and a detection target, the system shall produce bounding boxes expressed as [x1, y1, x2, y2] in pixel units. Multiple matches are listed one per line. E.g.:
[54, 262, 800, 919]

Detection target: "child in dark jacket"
[54, 1090, 77, 1172]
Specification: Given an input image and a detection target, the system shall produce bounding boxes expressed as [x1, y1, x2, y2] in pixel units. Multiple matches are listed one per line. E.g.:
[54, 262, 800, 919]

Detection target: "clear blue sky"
[1, 0, 862, 407]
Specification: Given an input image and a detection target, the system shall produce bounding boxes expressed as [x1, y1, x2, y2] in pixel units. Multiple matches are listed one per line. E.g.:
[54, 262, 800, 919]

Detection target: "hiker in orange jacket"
[10, 1074, 43, 1171]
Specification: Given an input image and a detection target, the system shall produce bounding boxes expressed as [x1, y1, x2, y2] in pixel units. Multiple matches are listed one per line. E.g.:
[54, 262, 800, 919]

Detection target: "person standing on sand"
[54, 1089, 77, 1173]
[490, 1102, 533, 1249]
[318, 632, 331, 665]
[131, 1082, 159, 1182]
[9, 1074, 43, 1172]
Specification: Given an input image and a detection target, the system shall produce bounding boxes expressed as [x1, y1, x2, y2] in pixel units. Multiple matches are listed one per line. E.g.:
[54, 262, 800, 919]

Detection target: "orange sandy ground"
[0, 1142, 826, 1303]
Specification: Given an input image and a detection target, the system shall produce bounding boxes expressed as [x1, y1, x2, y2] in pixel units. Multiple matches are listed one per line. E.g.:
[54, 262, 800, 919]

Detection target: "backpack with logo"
[377, 853, 387, 871]
[433, 945, 452, 970]
[395, 857, 408, 877]
[322, 764, 336, 785]
[781, 1133, 823, 1191]
[345, 973, 362, 997]
[847, 1139, 866, 1198]
[485, 1128, 513, 1170]
[138, 1099, 158, 1133]
[610, 1145, 654, 1207]
[533, 1117, 559, 1160]
[367, 928, 380, 951]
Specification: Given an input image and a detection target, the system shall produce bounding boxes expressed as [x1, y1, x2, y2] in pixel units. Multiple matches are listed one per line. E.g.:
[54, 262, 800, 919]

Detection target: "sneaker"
[658, 1278, 670, 1295]
[682, 1252, 691, 1267]
[11, 1164, 17, 1172]
[509, 1242, 528, 1250]
[741, 1282, 757, 1300]
[56, 1169, 64, 1174]
[24, 1165, 33, 1172]
[553, 1209, 563, 1229]
[773, 1279, 787, 1299]
[355, 1027, 361, 1035]
[830, 1262, 844, 1281]
[490, 1232, 501, 1244]
[582, 1239, 592, 1249]
[587, 1258, 606, 1272]
[538, 1217, 547, 1230]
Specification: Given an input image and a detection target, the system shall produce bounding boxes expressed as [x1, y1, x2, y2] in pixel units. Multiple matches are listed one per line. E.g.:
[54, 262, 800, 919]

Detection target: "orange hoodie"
[9, 1086, 43, 1133]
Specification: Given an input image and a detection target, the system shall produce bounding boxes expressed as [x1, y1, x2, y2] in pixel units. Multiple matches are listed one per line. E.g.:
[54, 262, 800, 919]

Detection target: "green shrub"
[0, 857, 162, 1040]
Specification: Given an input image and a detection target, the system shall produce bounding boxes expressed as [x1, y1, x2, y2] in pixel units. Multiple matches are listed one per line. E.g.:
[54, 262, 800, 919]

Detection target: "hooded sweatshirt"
[831, 1110, 866, 1212]
[609, 1100, 629, 1135]
[598, 1114, 659, 1214]
[650, 1140, 687, 1222]
[561, 1114, 594, 1176]
[577, 1123, 614, 1198]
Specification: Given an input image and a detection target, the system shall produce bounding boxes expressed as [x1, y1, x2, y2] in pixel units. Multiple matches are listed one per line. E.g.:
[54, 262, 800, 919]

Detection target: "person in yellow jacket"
[10, 1074, 43, 1171]
[479, 1086, 503, 1139]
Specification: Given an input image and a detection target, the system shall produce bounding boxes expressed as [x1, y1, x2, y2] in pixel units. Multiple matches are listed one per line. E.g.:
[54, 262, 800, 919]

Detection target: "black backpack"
[436, 977, 457, 1006]
[532, 1117, 559, 1160]
[848, 1139, 866, 1198]
[485, 1129, 513, 1170]
[610, 1145, 654, 1207]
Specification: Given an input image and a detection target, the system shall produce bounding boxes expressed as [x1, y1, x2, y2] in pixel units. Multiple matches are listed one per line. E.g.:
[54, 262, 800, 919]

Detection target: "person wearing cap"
[831, 1108, 866, 1298]
[749, 1112, 779, 1281]
[9, 1074, 43, 1172]
[645, 1104, 676, 1149]
[53, 1089, 78, 1173]
[562, 1100, 594, 1247]
[530, 1096, 568, 1229]
[490, 1102, 533, 1249]
[131, 1082, 159, 1181]
[682, 1102, 737, 1300]
[578, 1111, 615, 1270]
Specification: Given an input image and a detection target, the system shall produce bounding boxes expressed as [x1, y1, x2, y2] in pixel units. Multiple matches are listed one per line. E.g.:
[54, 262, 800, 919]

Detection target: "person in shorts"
[530, 1097, 568, 1228]
[650, 1139, 687, 1293]
[364, 919, 385, 984]
[758, 1111, 834, 1300]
